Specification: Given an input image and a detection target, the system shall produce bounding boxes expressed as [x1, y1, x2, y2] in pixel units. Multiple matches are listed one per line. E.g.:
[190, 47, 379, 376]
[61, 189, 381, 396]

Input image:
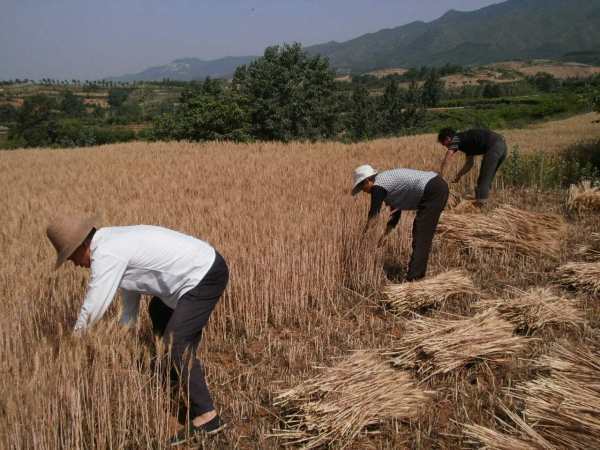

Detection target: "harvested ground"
[352, 60, 600, 89]
[492, 60, 600, 79]
[366, 68, 409, 78]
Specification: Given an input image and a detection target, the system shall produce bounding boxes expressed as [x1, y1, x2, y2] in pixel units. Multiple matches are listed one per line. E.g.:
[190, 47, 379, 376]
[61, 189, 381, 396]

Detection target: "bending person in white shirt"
[46, 213, 229, 444]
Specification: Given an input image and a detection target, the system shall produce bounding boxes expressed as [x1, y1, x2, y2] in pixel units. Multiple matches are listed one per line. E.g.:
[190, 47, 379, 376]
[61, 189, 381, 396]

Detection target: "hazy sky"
[1, 0, 503, 81]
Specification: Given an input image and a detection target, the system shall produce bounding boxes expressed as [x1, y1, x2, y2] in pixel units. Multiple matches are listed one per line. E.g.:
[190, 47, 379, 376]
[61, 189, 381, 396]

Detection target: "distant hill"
[306, 0, 600, 73]
[108, 0, 600, 81]
[107, 56, 258, 82]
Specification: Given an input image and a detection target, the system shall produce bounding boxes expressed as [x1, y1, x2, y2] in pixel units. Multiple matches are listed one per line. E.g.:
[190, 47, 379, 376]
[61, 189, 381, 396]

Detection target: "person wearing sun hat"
[351, 164, 449, 281]
[46, 212, 229, 444]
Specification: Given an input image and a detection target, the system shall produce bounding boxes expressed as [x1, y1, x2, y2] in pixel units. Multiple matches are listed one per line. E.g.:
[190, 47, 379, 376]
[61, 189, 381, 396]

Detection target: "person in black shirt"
[437, 128, 507, 206]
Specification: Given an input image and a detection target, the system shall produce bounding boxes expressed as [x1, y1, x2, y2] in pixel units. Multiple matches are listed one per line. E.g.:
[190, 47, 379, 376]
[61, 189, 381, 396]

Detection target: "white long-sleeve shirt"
[74, 225, 216, 332]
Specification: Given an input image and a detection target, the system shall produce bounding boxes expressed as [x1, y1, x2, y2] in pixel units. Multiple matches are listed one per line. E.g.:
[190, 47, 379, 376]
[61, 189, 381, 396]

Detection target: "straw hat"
[351, 164, 378, 196]
[46, 212, 101, 269]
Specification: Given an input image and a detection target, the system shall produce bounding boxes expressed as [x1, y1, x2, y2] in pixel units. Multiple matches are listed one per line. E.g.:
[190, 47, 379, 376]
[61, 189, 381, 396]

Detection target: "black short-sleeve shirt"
[448, 129, 503, 156]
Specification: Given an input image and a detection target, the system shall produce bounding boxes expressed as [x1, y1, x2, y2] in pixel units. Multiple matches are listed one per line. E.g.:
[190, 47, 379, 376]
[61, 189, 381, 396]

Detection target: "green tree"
[107, 88, 130, 109]
[421, 69, 444, 107]
[378, 79, 425, 134]
[347, 83, 377, 140]
[529, 73, 560, 93]
[402, 81, 426, 130]
[482, 83, 503, 98]
[379, 79, 405, 134]
[232, 43, 339, 141]
[0, 104, 17, 124]
[153, 81, 250, 142]
[10, 95, 59, 147]
[60, 91, 86, 117]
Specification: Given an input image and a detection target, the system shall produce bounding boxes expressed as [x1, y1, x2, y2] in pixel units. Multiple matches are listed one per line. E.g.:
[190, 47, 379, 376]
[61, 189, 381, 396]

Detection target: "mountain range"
[108, 0, 600, 82]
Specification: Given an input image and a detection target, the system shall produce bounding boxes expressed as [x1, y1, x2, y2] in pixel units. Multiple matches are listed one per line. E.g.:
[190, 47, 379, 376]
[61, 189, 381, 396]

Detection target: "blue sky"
[0, 0, 503, 80]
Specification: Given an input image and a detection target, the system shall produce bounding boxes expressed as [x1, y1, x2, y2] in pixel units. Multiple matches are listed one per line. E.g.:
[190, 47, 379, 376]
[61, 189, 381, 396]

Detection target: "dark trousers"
[149, 251, 229, 418]
[476, 139, 507, 200]
[407, 176, 449, 281]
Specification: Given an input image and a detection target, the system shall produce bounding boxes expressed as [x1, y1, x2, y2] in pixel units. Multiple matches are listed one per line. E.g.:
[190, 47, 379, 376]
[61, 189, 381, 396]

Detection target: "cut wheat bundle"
[573, 242, 600, 261]
[452, 200, 479, 214]
[446, 190, 463, 209]
[272, 351, 431, 449]
[445, 190, 480, 214]
[463, 402, 553, 450]
[388, 309, 529, 379]
[437, 205, 567, 259]
[568, 180, 600, 213]
[556, 261, 600, 296]
[511, 374, 600, 449]
[533, 344, 600, 393]
[463, 424, 545, 450]
[477, 287, 584, 334]
[382, 270, 479, 315]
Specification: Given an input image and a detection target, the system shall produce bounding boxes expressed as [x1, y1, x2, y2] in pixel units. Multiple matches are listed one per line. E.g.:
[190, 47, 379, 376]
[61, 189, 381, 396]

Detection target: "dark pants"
[407, 176, 449, 281]
[476, 139, 507, 200]
[149, 251, 229, 418]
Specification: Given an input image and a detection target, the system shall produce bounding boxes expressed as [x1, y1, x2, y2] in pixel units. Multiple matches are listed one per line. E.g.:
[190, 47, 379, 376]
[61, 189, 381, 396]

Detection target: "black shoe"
[170, 416, 226, 446]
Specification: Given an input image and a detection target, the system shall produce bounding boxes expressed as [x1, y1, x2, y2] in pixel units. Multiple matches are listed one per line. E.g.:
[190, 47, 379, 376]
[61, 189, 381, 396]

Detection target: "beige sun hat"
[351, 164, 378, 196]
[46, 212, 101, 269]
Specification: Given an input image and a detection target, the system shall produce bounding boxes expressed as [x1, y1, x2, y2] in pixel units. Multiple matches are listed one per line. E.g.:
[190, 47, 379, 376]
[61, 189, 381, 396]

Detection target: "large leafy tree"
[11, 95, 59, 147]
[377, 79, 425, 135]
[232, 43, 340, 141]
[421, 69, 444, 107]
[379, 79, 405, 134]
[60, 91, 86, 117]
[347, 83, 378, 140]
[153, 79, 250, 142]
[0, 104, 17, 125]
[107, 88, 130, 109]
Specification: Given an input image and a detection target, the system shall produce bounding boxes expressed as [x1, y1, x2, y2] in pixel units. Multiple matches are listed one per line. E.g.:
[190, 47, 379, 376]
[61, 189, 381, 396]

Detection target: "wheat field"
[1, 113, 599, 449]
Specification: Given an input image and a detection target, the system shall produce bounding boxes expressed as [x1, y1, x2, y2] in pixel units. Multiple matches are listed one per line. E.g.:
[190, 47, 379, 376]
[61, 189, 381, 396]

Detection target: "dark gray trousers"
[407, 176, 449, 281]
[149, 251, 229, 417]
[476, 139, 507, 200]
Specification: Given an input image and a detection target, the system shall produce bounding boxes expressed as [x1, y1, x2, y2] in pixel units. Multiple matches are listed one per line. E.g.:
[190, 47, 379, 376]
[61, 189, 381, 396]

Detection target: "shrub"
[152, 88, 250, 142]
[501, 140, 600, 190]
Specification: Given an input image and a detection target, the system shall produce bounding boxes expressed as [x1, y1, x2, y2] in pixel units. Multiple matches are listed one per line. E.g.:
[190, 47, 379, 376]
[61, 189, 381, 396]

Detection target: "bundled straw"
[446, 189, 462, 209]
[463, 402, 553, 450]
[451, 200, 479, 214]
[568, 181, 600, 213]
[273, 351, 431, 449]
[477, 287, 584, 334]
[382, 270, 479, 315]
[511, 374, 600, 449]
[532, 344, 600, 393]
[445, 190, 479, 214]
[556, 261, 600, 296]
[575, 233, 600, 261]
[502, 344, 600, 448]
[437, 205, 567, 259]
[389, 309, 529, 379]
[463, 424, 545, 450]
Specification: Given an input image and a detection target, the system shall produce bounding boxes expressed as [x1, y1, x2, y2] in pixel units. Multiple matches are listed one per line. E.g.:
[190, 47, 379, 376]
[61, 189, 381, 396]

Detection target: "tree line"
[2, 44, 599, 148]
[153, 43, 441, 143]
[1, 88, 142, 148]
